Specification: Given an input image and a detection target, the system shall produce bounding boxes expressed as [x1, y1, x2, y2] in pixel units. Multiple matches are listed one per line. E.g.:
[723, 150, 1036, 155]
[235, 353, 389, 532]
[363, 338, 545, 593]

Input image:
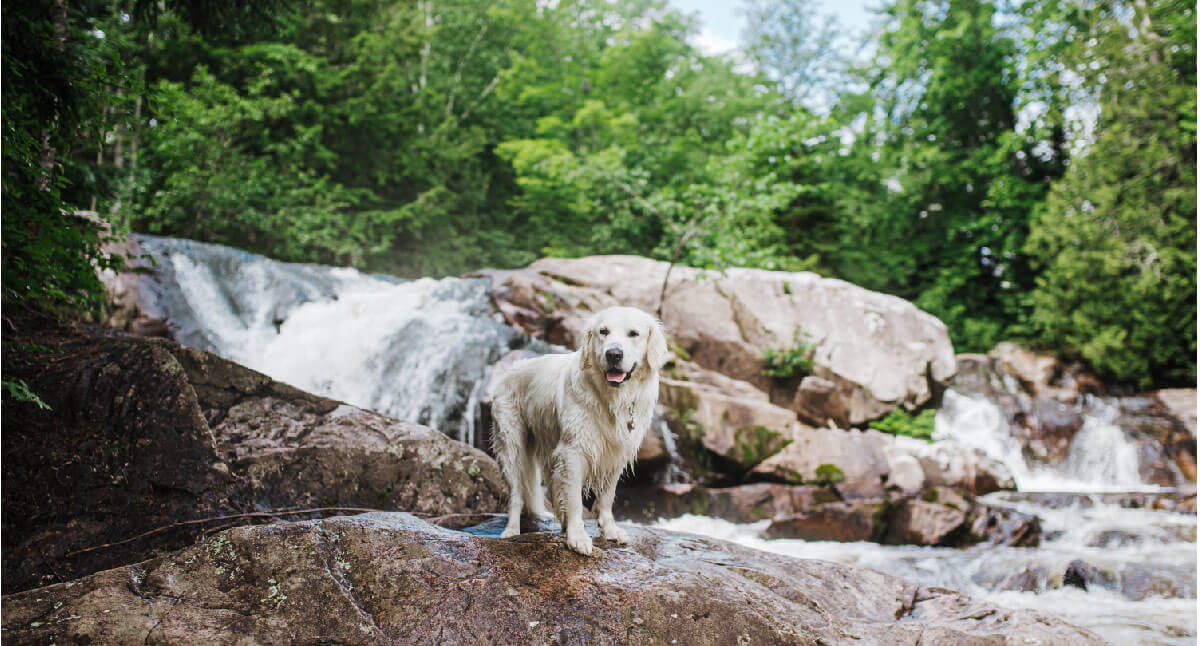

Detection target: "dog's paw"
[500, 526, 520, 539]
[565, 529, 594, 556]
[602, 524, 630, 544]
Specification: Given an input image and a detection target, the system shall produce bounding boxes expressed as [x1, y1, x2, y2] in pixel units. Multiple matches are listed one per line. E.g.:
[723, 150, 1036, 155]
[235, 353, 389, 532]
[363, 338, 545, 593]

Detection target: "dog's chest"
[602, 401, 647, 452]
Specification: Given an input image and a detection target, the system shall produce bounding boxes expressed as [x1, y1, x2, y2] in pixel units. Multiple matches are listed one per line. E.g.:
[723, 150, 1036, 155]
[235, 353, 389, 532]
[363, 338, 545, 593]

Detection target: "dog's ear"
[646, 318, 669, 370]
[579, 327, 594, 371]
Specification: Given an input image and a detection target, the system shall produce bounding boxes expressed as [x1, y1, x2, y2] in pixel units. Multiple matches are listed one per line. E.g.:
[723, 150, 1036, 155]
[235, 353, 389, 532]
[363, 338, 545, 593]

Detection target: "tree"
[849, 0, 1064, 352]
[2, 0, 124, 313]
[1026, 0, 1196, 386]
[741, 0, 849, 111]
[131, 0, 537, 276]
[494, 0, 784, 262]
[2, 0, 295, 315]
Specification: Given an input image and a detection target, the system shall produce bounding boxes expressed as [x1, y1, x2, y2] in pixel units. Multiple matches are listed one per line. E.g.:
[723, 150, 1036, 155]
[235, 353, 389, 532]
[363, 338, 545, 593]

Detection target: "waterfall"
[935, 390, 1152, 492]
[136, 235, 522, 444]
[653, 415, 687, 485]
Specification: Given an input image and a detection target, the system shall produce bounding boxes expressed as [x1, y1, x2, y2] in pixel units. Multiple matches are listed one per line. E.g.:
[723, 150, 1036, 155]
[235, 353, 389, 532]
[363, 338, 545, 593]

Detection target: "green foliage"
[844, 0, 1065, 353]
[762, 331, 816, 379]
[813, 463, 845, 485]
[741, 0, 847, 109]
[2, 379, 51, 410]
[869, 408, 936, 441]
[1025, 0, 1196, 387]
[1, 1, 125, 314]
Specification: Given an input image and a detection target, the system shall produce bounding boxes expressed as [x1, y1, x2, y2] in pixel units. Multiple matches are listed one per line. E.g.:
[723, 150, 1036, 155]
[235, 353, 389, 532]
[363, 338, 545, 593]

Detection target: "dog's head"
[579, 306, 667, 387]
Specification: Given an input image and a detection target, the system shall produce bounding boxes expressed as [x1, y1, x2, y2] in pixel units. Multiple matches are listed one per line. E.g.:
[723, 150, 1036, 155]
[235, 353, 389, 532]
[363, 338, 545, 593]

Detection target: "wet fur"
[490, 306, 667, 555]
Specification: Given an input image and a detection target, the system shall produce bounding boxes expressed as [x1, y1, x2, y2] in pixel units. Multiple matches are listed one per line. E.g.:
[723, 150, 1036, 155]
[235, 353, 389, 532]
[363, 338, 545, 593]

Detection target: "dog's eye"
[599, 327, 609, 336]
[628, 330, 639, 338]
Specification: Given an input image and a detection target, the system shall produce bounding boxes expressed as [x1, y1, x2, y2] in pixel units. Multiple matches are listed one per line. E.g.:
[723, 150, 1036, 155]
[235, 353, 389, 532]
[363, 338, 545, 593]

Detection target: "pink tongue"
[606, 370, 627, 383]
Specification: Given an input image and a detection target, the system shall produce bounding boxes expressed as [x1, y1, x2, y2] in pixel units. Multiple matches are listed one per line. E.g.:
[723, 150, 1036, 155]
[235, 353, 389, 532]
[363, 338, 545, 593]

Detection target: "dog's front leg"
[554, 450, 593, 556]
[595, 475, 630, 544]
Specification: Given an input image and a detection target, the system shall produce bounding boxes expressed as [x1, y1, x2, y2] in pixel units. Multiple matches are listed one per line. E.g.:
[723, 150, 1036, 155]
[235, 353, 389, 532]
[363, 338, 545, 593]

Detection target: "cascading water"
[136, 235, 523, 445]
[656, 382, 1195, 643]
[935, 389, 1150, 492]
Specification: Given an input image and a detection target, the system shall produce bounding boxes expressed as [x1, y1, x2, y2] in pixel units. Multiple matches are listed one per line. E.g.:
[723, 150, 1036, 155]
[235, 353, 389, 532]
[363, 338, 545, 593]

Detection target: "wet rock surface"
[1, 319, 504, 594]
[988, 490, 1197, 514]
[617, 484, 1039, 548]
[765, 492, 1039, 548]
[0, 513, 1105, 645]
[766, 500, 889, 543]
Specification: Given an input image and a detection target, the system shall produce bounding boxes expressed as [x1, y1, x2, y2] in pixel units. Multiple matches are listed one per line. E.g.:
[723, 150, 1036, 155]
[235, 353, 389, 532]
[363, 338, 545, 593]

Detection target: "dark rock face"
[964, 505, 1041, 548]
[1, 322, 505, 594]
[1058, 558, 1196, 602]
[884, 499, 968, 546]
[762, 488, 1039, 548]
[0, 513, 1105, 645]
[614, 483, 841, 524]
[1063, 560, 1118, 592]
[766, 500, 888, 542]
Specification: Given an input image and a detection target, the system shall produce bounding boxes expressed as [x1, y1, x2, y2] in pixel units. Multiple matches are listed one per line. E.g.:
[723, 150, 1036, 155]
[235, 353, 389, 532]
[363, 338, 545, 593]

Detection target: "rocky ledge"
[617, 483, 1040, 547]
[1, 318, 505, 593]
[1, 512, 1104, 645]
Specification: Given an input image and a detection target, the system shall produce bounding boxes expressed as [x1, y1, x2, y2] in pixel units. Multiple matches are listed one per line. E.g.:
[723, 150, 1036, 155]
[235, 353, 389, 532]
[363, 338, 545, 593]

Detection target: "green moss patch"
[814, 463, 845, 485]
[733, 425, 791, 469]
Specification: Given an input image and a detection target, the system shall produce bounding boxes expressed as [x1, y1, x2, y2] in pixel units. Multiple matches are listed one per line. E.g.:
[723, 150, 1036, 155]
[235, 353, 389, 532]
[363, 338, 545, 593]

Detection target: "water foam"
[138, 235, 520, 443]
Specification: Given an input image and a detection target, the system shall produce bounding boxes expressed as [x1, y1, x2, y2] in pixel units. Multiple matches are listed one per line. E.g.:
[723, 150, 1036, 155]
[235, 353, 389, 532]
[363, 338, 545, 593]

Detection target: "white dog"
[490, 306, 667, 555]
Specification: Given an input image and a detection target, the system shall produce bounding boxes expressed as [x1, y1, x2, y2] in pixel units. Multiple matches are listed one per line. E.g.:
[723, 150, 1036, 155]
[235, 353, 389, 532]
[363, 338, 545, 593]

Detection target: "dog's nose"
[605, 347, 623, 364]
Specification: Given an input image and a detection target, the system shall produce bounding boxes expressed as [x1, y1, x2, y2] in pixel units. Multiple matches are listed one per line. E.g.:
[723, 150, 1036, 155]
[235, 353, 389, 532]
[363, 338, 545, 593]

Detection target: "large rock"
[0, 513, 1103, 645]
[888, 436, 1016, 495]
[1, 319, 505, 593]
[752, 427, 893, 498]
[659, 360, 800, 474]
[1117, 392, 1198, 486]
[766, 500, 889, 542]
[477, 256, 956, 428]
[1157, 388, 1197, 436]
[883, 497, 969, 546]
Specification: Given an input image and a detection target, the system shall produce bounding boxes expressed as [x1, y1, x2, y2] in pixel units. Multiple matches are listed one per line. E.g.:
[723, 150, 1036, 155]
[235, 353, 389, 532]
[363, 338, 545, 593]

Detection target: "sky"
[667, 0, 880, 57]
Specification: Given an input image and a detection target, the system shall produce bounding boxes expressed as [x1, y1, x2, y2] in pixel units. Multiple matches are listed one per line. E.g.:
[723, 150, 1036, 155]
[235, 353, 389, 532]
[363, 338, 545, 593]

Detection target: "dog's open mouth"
[605, 368, 629, 386]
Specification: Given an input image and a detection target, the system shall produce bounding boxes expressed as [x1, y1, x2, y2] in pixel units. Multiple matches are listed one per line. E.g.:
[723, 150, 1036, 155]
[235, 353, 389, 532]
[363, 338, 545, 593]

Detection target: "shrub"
[762, 331, 815, 379]
[868, 408, 935, 441]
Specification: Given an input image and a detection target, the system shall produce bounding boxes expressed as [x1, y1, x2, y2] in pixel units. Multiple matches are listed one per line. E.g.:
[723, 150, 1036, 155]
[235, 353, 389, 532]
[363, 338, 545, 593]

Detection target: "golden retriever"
[490, 306, 667, 555]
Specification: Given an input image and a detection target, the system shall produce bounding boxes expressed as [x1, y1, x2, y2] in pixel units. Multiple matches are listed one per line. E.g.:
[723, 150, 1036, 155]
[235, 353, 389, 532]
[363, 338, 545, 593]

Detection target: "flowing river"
[133, 235, 1196, 645]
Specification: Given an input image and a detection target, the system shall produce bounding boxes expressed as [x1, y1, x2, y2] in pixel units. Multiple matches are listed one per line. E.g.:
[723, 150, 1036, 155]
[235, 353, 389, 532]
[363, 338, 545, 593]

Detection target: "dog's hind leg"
[520, 452, 552, 520]
[491, 401, 525, 539]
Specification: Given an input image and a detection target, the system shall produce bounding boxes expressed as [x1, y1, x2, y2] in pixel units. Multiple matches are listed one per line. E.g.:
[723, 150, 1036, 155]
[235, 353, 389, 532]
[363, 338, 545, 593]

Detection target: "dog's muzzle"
[605, 347, 632, 387]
